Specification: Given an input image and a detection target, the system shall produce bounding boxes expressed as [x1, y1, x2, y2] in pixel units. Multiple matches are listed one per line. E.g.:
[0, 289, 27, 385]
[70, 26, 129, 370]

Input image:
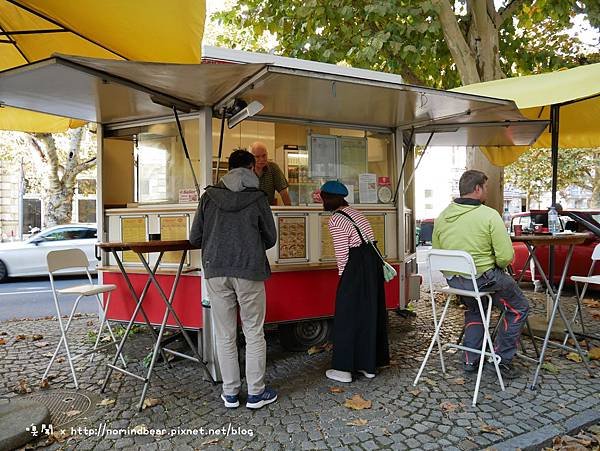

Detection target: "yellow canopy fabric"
[0, 0, 205, 131]
[451, 63, 600, 166]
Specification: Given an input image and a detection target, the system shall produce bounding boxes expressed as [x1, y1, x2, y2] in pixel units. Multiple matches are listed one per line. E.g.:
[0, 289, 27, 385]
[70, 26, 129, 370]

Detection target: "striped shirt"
[328, 207, 375, 275]
[258, 161, 289, 205]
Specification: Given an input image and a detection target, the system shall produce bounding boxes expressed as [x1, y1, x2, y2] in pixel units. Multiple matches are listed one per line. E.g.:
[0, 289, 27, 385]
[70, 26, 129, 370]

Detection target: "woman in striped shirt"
[320, 181, 389, 383]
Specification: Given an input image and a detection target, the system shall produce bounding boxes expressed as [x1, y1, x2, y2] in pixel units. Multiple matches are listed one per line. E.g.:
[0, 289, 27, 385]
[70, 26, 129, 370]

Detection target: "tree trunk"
[433, 0, 507, 213]
[29, 128, 90, 227]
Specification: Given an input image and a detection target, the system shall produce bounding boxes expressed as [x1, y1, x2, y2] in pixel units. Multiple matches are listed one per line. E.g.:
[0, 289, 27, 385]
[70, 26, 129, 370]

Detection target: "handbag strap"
[334, 210, 385, 263]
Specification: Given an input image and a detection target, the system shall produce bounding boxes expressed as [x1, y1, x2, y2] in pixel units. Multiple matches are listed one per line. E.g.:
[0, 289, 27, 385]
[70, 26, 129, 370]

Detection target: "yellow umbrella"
[451, 63, 600, 166]
[0, 0, 205, 131]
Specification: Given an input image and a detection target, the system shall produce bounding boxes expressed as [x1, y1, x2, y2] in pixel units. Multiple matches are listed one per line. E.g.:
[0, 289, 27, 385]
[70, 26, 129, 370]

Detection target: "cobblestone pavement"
[1, 286, 599, 450]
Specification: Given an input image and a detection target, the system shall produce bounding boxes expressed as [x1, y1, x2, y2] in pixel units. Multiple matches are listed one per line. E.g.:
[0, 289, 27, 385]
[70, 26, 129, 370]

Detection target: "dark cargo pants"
[447, 267, 530, 364]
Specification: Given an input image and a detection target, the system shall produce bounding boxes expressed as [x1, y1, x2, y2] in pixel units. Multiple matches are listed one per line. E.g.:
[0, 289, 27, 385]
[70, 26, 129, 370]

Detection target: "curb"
[494, 408, 600, 451]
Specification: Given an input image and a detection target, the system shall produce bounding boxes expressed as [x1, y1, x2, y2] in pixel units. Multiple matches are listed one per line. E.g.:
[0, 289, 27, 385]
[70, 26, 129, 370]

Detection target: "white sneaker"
[326, 369, 352, 383]
[358, 370, 376, 379]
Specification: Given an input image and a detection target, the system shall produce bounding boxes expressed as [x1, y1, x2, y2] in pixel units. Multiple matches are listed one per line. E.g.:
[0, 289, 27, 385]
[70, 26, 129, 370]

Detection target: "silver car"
[0, 224, 97, 282]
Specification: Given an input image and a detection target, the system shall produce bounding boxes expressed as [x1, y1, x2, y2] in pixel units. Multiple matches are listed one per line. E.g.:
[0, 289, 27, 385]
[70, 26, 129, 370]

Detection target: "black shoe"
[489, 362, 521, 380]
[463, 362, 480, 373]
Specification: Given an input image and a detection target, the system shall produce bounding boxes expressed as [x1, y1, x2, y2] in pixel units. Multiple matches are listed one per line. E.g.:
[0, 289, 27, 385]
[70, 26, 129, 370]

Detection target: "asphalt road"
[0, 275, 99, 321]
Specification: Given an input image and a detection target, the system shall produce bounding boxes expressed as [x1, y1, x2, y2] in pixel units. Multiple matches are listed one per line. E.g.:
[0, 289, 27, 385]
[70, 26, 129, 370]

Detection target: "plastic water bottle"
[502, 208, 511, 234]
[548, 206, 560, 235]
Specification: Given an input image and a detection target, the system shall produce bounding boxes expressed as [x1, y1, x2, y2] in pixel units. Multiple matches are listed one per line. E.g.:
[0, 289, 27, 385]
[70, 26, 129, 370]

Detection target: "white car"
[0, 224, 98, 282]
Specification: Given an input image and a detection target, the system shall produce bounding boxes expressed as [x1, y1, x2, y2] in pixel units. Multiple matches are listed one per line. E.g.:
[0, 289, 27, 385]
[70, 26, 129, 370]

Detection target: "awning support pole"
[404, 133, 434, 194]
[549, 104, 561, 289]
[172, 107, 201, 198]
[392, 128, 415, 205]
[215, 114, 226, 184]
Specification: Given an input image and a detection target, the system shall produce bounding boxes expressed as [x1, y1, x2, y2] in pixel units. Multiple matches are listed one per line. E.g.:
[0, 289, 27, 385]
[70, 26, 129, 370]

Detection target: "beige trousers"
[205, 277, 266, 396]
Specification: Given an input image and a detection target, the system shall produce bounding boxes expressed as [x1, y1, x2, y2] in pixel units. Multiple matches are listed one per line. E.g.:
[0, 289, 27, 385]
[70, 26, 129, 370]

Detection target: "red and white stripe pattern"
[328, 207, 375, 275]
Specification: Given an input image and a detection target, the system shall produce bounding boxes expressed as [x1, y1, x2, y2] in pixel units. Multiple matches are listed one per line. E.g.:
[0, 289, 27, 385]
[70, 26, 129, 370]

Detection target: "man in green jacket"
[432, 170, 529, 379]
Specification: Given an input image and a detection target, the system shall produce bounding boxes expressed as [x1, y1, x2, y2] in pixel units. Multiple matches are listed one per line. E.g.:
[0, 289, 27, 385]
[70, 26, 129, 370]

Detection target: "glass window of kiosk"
[104, 119, 200, 205]
[214, 119, 395, 206]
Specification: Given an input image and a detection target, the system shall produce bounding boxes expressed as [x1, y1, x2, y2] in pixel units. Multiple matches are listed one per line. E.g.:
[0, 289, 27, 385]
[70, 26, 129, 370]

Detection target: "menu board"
[160, 215, 189, 264]
[320, 215, 336, 261]
[340, 137, 367, 179]
[366, 215, 386, 255]
[278, 216, 307, 260]
[309, 135, 337, 178]
[121, 216, 147, 263]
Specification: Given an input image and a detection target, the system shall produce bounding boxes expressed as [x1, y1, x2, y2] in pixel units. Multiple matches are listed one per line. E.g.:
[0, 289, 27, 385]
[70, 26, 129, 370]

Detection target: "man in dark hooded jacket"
[190, 149, 277, 410]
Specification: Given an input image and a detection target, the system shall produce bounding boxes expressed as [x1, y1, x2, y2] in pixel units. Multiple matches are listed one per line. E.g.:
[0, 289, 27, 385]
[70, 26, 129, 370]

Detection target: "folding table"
[97, 240, 214, 411]
[511, 233, 595, 389]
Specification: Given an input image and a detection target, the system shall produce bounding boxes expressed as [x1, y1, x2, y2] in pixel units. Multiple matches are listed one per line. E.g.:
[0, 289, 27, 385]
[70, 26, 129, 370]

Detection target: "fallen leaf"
[452, 377, 466, 385]
[588, 348, 600, 360]
[15, 334, 26, 341]
[56, 357, 64, 364]
[541, 362, 560, 374]
[39, 379, 50, 389]
[565, 352, 583, 363]
[31, 334, 44, 341]
[408, 389, 421, 396]
[347, 418, 368, 426]
[65, 410, 81, 417]
[132, 425, 147, 434]
[484, 394, 493, 400]
[582, 298, 600, 308]
[15, 379, 31, 394]
[33, 341, 49, 348]
[201, 438, 220, 446]
[440, 401, 461, 413]
[46, 430, 70, 444]
[307, 346, 324, 355]
[329, 386, 345, 393]
[142, 398, 161, 409]
[42, 352, 54, 358]
[422, 377, 437, 387]
[480, 423, 505, 436]
[344, 394, 372, 410]
[87, 320, 95, 326]
[97, 398, 115, 407]
[0, 338, 5, 345]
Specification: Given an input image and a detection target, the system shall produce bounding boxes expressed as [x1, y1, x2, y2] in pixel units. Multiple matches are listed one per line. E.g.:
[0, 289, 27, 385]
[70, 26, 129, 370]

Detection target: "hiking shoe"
[358, 370, 376, 379]
[326, 369, 352, 383]
[246, 387, 278, 409]
[488, 361, 521, 380]
[221, 393, 239, 408]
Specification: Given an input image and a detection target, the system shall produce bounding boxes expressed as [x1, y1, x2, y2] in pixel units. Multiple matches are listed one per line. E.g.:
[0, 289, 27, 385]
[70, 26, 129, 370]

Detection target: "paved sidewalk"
[0, 287, 598, 450]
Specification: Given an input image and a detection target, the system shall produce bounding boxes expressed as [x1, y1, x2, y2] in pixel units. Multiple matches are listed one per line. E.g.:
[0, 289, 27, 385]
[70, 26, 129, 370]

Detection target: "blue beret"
[320, 180, 348, 197]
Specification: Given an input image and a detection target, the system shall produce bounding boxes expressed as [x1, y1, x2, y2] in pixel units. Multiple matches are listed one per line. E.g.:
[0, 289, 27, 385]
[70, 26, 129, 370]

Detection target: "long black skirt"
[331, 242, 390, 373]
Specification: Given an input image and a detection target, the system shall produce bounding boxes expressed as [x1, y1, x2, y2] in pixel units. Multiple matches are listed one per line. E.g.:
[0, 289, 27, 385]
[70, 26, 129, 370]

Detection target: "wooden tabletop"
[510, 232, 590, 246]
[98, 240, 198, 253]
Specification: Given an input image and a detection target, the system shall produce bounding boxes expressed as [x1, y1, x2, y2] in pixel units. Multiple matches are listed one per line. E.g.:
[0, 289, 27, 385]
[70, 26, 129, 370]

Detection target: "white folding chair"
[413, 249, 505, 406]
[567, 242, 600, 345]
[43, 248, 125, 389]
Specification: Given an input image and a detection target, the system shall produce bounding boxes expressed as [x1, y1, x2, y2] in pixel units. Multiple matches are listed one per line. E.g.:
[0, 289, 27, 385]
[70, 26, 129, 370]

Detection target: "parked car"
[0, 224, 97, 282]
[511, 210, 600, 286]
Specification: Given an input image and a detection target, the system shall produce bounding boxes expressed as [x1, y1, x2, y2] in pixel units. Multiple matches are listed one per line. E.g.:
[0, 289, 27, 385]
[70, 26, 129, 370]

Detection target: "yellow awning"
[0, 0, 205, 132]
[451, 63, 600, 166]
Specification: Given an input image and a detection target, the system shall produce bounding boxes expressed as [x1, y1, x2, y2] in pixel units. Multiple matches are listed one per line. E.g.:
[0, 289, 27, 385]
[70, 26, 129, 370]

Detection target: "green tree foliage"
[505, 148, 600, 208]
[212, 0, 600, 89]
[0, 127, 96, 227]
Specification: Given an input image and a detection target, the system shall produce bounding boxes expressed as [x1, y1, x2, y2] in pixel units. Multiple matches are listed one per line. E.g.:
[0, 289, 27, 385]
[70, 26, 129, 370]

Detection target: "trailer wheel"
[279, 319, 332, 352]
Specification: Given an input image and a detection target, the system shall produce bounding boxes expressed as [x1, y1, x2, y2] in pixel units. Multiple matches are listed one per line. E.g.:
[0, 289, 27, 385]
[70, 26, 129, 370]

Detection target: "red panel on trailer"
[102, 264, 399, 329]
[103, 272, 202, 329]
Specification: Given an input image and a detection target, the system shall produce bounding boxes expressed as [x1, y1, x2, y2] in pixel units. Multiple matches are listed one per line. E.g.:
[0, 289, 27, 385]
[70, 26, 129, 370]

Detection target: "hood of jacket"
[441, 200, 482, 223]
[205, 168, 266, 212]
